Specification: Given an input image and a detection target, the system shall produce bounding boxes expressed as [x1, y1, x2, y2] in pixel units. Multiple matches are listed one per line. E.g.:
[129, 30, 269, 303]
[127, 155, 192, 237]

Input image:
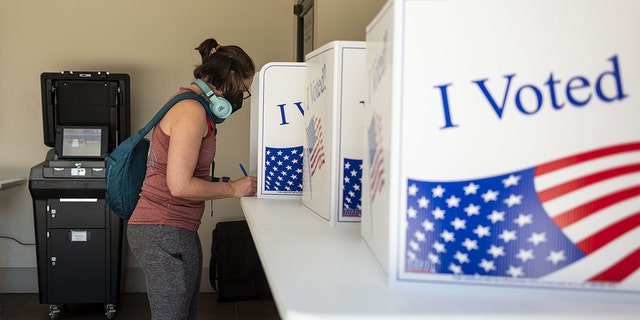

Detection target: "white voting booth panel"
[362, 0, 640, 292]
[250, 62, 306, 198]
[302, 41, 366, 225]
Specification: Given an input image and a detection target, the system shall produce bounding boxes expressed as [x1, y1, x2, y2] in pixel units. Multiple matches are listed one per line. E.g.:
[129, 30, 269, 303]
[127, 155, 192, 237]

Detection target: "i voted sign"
[250, 63, 306, 198]
[302, 41, 366, 225]
[363, 0, 639, 291]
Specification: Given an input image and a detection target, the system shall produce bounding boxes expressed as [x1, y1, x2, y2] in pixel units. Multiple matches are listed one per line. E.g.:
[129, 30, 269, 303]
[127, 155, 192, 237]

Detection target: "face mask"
[223, 91, 244, 114]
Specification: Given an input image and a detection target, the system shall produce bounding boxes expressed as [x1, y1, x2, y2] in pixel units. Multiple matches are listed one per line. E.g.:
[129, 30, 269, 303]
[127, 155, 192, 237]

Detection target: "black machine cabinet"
[29, 71, 130, 320]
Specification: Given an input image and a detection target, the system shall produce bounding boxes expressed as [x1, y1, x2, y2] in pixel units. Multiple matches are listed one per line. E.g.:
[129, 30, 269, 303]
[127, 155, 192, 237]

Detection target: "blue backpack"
[105, 92, 213, 220]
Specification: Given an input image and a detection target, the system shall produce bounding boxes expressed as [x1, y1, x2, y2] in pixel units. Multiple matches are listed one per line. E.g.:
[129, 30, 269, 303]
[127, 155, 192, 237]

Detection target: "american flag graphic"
[368, 113, 385, 202]
[306, 115, 325, 177]
[342, 158, 362, 217]
[264, 146, 304, 192]
[404, 142, 640, 287]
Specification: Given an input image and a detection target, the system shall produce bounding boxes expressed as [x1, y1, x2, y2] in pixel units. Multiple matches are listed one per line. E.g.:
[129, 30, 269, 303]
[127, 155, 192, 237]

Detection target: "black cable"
[0, 235, 36, 246]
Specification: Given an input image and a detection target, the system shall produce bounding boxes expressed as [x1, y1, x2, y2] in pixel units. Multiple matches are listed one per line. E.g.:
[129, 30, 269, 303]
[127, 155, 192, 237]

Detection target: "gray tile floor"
[0, 293, 280, 320]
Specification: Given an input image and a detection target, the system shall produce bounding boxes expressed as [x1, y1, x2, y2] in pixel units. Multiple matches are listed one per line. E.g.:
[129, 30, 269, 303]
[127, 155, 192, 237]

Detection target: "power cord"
[0, 235, 36, 246]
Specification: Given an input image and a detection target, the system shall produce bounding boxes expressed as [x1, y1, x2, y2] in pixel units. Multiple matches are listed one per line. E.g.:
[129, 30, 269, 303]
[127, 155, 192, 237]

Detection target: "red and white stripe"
[535, 142, 640, 288]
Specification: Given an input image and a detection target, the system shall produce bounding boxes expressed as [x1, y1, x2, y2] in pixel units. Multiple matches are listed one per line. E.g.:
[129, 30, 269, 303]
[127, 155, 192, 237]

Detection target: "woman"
[127, 37, 257, 320]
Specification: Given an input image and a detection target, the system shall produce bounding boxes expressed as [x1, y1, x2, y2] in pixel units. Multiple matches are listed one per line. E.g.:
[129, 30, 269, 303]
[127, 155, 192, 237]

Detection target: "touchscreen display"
[60, 127, 105, 158]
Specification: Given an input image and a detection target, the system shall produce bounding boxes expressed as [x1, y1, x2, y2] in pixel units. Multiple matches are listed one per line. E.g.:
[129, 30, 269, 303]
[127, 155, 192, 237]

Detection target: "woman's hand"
[229, 176, 257, 198]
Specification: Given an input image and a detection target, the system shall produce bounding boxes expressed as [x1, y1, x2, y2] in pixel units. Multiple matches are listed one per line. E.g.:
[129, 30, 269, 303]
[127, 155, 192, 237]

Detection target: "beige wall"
[0, 0, 386, 292]
[314, 0, 387, 50]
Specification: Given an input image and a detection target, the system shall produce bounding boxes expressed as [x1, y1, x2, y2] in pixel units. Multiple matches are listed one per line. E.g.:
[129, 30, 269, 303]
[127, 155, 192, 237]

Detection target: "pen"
[239, 163, 248, 176]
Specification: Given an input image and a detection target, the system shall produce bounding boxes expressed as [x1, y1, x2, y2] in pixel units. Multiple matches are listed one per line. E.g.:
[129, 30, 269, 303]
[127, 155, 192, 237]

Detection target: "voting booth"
[362, 0, 639, 292]
[250, 62, 306, 198]
[302, 41, 366, 225]
[29, 71, 130, 319]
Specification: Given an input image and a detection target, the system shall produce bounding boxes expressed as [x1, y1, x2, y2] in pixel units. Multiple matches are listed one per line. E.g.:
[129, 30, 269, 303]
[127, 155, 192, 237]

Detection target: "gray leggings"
[127, 224, 202, 320]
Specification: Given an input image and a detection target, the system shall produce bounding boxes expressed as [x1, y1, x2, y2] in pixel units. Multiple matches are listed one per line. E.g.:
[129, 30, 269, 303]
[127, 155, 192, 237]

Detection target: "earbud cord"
[210, 161, 215, 217]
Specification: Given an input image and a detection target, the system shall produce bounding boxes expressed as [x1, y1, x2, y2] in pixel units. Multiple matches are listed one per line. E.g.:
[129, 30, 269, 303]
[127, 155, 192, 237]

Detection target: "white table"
[241, 197, 639, 320]
[0, 178, 25, 191]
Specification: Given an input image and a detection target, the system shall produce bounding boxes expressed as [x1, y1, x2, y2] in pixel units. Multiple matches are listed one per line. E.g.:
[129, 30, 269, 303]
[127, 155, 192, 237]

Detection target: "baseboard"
[0, 267, 214, 293]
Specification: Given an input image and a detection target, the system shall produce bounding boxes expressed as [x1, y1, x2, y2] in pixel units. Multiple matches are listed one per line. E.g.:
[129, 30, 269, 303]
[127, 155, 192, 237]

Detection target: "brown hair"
[193, 38, 255, 95]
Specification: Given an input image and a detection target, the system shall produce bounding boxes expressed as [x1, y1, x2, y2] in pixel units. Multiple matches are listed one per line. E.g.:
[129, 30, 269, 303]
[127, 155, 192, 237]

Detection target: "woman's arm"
[162, 100, 256, 201]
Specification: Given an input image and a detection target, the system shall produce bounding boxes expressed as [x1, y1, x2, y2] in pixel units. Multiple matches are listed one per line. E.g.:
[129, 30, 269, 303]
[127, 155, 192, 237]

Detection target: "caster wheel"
[104, 304, 117, 319]
[48, 304, 61, 320]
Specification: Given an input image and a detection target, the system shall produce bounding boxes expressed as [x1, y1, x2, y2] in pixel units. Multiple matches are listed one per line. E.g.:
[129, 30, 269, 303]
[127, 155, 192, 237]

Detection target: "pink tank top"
[128, 89, 216, 231]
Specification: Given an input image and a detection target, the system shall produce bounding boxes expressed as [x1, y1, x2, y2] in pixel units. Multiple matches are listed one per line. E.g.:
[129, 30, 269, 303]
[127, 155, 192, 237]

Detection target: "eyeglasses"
[241, 82, 251, 100]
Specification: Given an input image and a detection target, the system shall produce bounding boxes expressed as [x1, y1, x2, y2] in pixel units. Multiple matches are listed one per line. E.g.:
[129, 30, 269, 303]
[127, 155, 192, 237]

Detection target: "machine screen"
[58, 127, 107, 158]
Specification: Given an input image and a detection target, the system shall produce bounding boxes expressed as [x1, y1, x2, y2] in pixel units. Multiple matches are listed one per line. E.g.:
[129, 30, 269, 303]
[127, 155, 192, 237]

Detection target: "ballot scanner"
[28, 71, 130, 319]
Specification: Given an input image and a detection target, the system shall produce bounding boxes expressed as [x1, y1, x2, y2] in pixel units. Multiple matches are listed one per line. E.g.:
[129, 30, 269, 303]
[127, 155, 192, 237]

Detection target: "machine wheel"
[104, 304, 117, 319]
[48, 304, 61, 320]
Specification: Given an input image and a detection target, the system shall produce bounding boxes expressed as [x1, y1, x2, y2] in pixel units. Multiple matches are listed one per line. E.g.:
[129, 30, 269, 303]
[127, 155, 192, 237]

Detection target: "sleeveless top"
[128, 88, 216, 231]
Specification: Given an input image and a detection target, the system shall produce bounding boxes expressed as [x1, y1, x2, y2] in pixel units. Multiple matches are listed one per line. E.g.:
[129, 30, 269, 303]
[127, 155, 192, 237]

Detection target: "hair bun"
[195, 38, 219, 61]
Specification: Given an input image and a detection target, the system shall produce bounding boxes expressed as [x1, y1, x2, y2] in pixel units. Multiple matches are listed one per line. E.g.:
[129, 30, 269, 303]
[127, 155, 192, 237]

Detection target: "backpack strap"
[136, 91, 214, 138]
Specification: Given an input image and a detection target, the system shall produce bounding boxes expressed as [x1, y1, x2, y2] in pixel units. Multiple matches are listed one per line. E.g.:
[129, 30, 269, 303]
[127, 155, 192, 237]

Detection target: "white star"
[291, 149, 298, 154]
[516, 249, 535, 262]
[487, 210, 505, 224]
[407, 207, 418, 219]
[479, 259, 496, 272]
[350, 170, 357, 177]
[408, 184, 419, 196]
[449, 263, 463, 274]
[454, 251, 470, 264]
[514, 214, 533, 227]
[417, 196, 429, 208]
[546, 250, 566, 265]
[481, 189, 499, 202]
[277, 150, 283, 156]
[428, 253, 440, 264]
[407, 251, 416, 261]
[409, 240, 420, 251]
[498, 229, 517, 243]
[503, 194, 523, 207]
[422, 219, 435, 232]
[345, 162, 351, 169]
[431, 207, 446, 220]
[445, 195, 461, 208]
[451, 217, 467, 230]
[464, 203, 481, 216]
[487, 245, 505, 258]
[432, 241, 446, 253]
[432, 185, 446, 198]
[441, 230, 455, 242]
[502, 174, 521, 187]
[414, 230, 426, 242]
[461, 238, 478, 251]
[528, 232, 547, 246]
[506, 265, 524, 278]
[284, 155, 290, 160]
[463, 182, 480, 195]
[473, 225, 491, 238]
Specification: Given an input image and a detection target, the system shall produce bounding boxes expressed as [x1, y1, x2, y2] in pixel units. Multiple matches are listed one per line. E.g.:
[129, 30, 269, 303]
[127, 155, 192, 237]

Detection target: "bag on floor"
[105, 92, 211, 220]
[210, 220, 272, 302]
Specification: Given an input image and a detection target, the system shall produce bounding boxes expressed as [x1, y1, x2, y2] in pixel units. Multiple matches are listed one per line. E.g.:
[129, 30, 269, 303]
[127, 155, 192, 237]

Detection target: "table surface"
[240, 197, 639, 320]
[0, 178, 25, 190]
